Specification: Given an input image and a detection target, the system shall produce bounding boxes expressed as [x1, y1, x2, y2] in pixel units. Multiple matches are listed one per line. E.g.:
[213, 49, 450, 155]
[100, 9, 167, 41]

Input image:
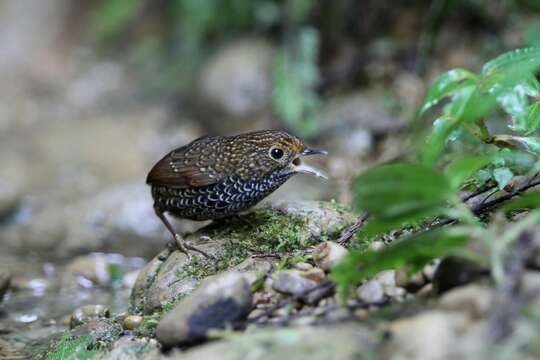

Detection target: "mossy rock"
[131, 201, 356, 315]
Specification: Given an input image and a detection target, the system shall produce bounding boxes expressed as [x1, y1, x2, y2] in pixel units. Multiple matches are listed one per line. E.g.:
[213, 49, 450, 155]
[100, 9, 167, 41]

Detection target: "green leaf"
[481, 47, 540, 77]
[493, 167, 514, 190]
[92, 0, 142, 41]
[504, 191, 540, 212]
[478, 48, 540, 134]
[445, 156, 492, 189]
[418, 69, 478, 117]
[525, 102, 540, 135]
[497, 84, 532, 133]
[353, 163, 453, 236]
[421, 115, 462, 165]
[331, 227, 470, 294]
[505, 136, 540, 156]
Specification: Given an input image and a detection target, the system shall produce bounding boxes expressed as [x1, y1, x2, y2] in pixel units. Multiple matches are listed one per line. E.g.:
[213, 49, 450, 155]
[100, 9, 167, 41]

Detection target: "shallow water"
[0, 253, 146, 358]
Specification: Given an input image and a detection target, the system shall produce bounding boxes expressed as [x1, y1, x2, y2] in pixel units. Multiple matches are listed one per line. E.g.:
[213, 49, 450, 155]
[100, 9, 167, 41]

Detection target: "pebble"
[70, 304, 110, 329]
[271, 270, 320, 296]
[438, 284, 493, 319]
[123, 315, 144, 331]
[65, 254, 111, 286]
[313, 241, 348, 272]
[386, 310, 469, 360]
[395, 269, 425, 291]
[357, 280, 385, 303]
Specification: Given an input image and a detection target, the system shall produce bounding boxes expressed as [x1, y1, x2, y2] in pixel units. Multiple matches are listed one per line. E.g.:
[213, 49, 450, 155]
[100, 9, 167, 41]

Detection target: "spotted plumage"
[146, 129, 327, 257]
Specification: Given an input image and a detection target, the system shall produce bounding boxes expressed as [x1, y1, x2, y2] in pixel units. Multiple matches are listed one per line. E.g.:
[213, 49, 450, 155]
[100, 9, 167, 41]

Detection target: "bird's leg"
[153, 205, 213, 259]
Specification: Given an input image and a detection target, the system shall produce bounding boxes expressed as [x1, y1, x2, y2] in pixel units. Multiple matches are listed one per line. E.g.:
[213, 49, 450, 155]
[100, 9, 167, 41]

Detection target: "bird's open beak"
[291, 148, 328, 179]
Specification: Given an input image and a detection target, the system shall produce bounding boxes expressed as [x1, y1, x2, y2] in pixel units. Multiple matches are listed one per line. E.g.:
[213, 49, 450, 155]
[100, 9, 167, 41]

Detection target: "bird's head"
[234, 130, 328, 180]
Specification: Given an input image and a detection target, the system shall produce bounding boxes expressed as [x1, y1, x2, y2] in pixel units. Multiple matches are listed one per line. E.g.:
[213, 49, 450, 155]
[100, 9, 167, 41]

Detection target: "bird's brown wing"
[146, 136, 224, 188]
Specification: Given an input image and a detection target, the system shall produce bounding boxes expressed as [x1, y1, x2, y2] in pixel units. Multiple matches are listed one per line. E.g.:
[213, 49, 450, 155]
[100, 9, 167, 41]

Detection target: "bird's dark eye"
[270, 147, 284, 160]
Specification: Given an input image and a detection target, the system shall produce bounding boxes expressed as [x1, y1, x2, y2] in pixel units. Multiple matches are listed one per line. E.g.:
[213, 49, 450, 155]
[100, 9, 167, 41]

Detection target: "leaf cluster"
[332, 48, 540, 295]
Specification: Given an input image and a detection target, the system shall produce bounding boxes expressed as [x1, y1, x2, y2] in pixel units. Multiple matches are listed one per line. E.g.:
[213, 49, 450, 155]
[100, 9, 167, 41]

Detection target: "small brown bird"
[146, 130, 327, 257]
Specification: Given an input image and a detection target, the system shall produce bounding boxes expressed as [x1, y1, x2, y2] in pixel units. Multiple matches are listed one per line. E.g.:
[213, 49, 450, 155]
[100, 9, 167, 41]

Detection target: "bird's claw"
[172, 234, 214, 259]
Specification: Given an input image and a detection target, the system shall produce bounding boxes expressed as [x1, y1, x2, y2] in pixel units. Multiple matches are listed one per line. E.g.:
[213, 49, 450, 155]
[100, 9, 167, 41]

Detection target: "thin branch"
[427, 178, 540, 230]
[337, 214, 369, 246]
[471, 179, 540, 216]
[461, 182, 497, 202]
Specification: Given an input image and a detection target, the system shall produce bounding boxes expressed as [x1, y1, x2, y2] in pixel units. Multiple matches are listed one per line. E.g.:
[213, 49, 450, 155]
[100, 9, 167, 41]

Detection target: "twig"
[426, 178, 540, 230]
[461, 182, 497, 202]
[337, 214, 369, 246]
[472, 179, 540, 216]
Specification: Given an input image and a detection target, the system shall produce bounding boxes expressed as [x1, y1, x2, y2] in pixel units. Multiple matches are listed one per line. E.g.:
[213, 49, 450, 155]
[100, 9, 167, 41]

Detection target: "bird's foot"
[171, 234, 215, 259]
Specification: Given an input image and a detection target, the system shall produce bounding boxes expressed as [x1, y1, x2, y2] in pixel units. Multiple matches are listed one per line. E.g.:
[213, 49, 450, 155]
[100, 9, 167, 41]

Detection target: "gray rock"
[272, 201, 357, 240]
[131, 249, 170, 311]
[272, 270, 320, 297]
[422, 259, 440, 282]
[357, 280, 384, 303]
[230, 257, 273, 287]
[143, 250, 200, 314]
[373, 270, 396, 288]
[2, 183, 166, 258]
[199, 39, 274, 119]
[438, 284, 493, 320]
[395, 269, 426, 292]
[70, 318, 122, 343]
[101, 337, 162, 360]
[131, 201, 356, 312]
[156, 271, 252, 347]
[385, 310, 470, 360]
[168, 325, 376, 360]
[64, 254, 113, 286]
[0, 268, 11, 302]
[313, 241, 348, 272]
[521, 271, 540, 298]
[70, 304, 110, 329]
[0, 152, 25, 220]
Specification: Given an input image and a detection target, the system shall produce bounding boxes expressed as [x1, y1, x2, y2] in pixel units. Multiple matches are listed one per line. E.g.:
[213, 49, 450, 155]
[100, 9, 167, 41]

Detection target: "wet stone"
[384, 310, 470, 360]
[438, 284, 493, 319]
[168, 325, 377, 360]
[156, 271, 252, 348]
[142, 250, 200, 314]
[70, 304, 110, 329]
[0, 268, 11, 302]
[123, 315, 144, 331]
[357, 280, 385, 304]
[313, 241, 348, 272]
[131, 201, 357, 313]
[271, 270, 320, 297]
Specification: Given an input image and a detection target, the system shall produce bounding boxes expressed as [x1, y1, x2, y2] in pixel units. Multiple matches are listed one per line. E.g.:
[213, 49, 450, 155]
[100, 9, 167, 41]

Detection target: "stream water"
[0, 253, 146, 358]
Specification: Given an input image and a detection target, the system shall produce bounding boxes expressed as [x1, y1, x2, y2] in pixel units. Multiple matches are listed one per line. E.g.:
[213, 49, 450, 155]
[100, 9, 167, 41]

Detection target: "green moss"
[44, 333, 101, 360]
[174, 208, 314, 281]
[329, 199, 352, 215]
[134, 294, 187, 338]
[37, 319, 123, 360]
[133, 207, 323, 337]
